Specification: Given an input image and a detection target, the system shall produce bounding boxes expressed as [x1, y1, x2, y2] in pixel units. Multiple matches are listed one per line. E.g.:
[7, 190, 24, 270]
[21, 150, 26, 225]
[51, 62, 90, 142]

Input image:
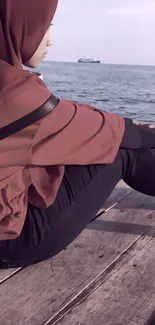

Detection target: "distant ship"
[78, 57, 101, 63]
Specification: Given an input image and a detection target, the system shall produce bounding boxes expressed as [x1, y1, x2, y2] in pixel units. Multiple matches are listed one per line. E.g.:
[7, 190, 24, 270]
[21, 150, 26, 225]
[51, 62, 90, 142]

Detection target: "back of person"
[0, 0, 155, 269]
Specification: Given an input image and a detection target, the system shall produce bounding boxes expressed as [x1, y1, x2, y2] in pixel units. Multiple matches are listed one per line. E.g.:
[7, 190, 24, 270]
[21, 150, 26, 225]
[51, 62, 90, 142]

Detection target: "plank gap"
[0, 267, 23, 285]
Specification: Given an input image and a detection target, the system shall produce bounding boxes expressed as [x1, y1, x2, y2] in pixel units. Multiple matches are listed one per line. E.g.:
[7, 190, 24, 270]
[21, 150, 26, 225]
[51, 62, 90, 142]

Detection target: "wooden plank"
[104, 320, 144, 325]
[132, 293, 155, 324]
[0, 191, 155, 325]
[0, 268, 22, 284]
[45, 225, 155, 325]
[102, 320, 144, 325]
[54, 236, 155, 325]
[131, 318, 146, 325]
[126, 319, 144, 325]
[144, 309, 155, 325]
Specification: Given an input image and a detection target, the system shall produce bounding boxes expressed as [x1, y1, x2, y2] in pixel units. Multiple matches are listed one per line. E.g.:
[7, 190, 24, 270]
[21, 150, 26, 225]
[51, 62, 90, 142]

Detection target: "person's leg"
[121, 118, 155, 195]
[0, 156, 123, 268]
[1, 146, 155, 269]
[123, 148, 155, 196]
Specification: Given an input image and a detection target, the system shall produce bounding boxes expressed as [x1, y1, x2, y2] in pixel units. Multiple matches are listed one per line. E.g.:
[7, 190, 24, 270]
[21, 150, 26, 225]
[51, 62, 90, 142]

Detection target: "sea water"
[39, 61, 155, 123]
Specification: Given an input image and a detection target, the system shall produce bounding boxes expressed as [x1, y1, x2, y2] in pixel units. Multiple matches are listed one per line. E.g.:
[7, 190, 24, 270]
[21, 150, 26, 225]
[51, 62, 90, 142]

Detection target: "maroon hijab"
[0, 0, 58, 68]
[0, 0, 58, 127]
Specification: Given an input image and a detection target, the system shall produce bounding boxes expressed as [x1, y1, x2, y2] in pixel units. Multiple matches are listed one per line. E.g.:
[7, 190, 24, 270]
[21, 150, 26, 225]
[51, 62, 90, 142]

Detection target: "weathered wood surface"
[0, 191, 155, 325]
[133, 293, 155, 325]
[55, 231, 155, 325]
[0, 181, 131, 284]
[128, 321, 145, 325]
[0, 268, 22, 284]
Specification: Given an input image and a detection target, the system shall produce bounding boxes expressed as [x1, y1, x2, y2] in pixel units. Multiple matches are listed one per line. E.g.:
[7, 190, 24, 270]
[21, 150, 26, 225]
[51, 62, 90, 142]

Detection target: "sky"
[45, 0, 155, 65]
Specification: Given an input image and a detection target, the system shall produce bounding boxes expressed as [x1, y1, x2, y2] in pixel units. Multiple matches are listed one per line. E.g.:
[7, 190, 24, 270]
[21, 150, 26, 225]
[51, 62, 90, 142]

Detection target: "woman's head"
[0, 0, 58, 69]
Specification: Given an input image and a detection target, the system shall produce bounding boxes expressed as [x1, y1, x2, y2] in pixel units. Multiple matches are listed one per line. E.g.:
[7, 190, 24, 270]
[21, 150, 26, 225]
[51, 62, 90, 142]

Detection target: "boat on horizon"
[78, 57, 101, 64]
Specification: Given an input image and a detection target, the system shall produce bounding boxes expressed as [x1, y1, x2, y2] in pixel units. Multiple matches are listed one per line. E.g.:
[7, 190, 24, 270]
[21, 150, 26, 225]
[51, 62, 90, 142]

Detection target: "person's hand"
[133, 120, 155, 130]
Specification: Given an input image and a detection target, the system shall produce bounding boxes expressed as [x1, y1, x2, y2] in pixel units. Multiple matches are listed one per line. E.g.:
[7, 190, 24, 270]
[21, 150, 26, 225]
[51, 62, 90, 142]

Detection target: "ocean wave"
[119, 98, 155, 104]
[95, 98, 110, 102]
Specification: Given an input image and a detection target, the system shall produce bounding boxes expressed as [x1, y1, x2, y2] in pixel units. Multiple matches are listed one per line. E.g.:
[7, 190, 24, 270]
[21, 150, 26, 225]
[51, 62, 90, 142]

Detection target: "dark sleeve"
[121, 118, 155, 149]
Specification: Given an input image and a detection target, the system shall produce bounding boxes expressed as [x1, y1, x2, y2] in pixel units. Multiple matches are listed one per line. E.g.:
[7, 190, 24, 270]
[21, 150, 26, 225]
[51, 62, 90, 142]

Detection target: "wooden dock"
[1, 181, 155, 325]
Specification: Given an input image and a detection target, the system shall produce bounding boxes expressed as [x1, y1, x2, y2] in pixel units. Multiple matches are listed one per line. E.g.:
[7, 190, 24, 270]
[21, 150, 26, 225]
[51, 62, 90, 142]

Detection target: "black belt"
[0, 95, 59, 141]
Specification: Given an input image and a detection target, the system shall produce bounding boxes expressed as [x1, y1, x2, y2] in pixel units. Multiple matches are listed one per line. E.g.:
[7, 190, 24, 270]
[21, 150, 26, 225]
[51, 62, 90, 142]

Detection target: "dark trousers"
[1, 119, 155, 269]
